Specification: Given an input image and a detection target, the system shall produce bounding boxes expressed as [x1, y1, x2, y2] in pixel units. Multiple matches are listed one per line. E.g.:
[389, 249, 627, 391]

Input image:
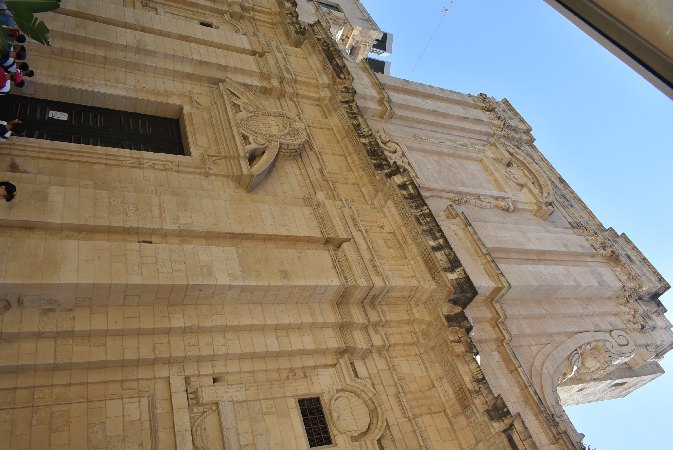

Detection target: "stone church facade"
[0, 1, 670, 449]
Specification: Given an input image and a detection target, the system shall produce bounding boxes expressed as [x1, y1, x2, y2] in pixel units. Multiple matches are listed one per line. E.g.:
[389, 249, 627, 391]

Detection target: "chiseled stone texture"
[0, 1, 670, 450]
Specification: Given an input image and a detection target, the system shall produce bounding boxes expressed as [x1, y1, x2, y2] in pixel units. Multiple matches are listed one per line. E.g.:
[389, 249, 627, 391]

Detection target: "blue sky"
[360, 1, 673, 448]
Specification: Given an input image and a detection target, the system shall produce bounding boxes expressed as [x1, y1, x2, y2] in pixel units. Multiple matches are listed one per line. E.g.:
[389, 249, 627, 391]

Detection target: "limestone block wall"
[356, 66, 672, 449]
[0, 1, 536, 449]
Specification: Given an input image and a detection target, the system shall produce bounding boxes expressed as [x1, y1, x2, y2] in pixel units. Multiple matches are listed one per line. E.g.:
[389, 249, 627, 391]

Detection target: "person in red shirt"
[10, 70, 23, 87]
[0, 69, 9, 93]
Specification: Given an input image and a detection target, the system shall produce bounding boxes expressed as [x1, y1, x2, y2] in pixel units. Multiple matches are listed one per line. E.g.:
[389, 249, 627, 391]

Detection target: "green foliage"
[0, 27, 14, 54]
[11, 8, 51, 45]
[5, 1, 60, 14]
[0, 0, 60, 54]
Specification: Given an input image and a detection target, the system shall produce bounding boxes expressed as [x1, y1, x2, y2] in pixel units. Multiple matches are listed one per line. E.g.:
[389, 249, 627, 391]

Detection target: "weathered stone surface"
[0, 1, 669, 450]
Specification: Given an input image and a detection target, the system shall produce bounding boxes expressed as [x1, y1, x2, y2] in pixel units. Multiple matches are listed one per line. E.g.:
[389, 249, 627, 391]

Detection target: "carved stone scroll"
[504, 160, 533, 189]
[474, 93, 556, 219]
[376, 128, 419, 181]
[220, 79, 308, 190]
[537, 330, 636, 445]
[558, 339, 634, 383]
[330, 391, 371, 436]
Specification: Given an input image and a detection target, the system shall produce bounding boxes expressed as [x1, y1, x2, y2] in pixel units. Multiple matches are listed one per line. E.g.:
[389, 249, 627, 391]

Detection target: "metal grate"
[298, 397, 333, 448]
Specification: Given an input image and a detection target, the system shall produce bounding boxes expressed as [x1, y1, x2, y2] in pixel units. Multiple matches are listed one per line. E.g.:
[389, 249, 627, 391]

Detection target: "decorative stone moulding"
[445, 193, 515, 213]
[219, 79, 308, 191]
[277, 0, 306, 47]
[329, 357, 386, 448]
[537, 330, 636, 445]
[307, 20, 478, 308]
[474, 92, 556, 219]
[330, 391, 371, 436]
[375, 128, 419, 181]
[484, 137, 555, 219]
[190, 407, 222, 450]
[237, 109, 308, 158]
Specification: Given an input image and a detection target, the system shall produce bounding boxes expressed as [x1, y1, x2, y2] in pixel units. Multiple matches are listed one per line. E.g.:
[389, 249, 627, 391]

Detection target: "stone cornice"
[307, 21, 477, 309]
[275, 0, 306, 47]
[360, 60, 394, 119]
[471, 92, 671, 448]
[304, 17, 543, 449]
[453, 208, 581, 447]
[472, 93, 670, 311]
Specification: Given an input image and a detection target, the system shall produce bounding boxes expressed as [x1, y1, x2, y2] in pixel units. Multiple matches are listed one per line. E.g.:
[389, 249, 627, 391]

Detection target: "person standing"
[0, 118, 24, 139]
[0, 181, 16, 202]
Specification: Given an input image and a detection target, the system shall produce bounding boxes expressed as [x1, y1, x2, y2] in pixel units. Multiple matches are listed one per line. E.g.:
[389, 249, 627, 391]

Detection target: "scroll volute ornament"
[222, 79, 308, 191]
[375, 128, 419, 181]
[558, 339, 634, 383]
[487, 137, 555, 219]
[536, 330, 635, 445]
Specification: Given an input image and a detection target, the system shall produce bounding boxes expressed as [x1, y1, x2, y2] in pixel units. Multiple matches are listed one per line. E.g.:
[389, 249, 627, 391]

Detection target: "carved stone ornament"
[330, 357, 386, 447]
[376, 128, 419, 181]
[446, 193, 515, 212]
[191, 406, 223, 450]
[140, 0, 158, 14]
[619, 302, 654, 332]
[558, 339, 634, 383]
[221, 79, 308, 190]
[537, 330, 636, 445]
[475, 93, 556, 220]
[330, 391, 371, 436]
[237, 109, 307, 157]
[411, 133, 480, 151]
[504, 160, 533, 189]
[484, 137, 555, 219]
[575, 226, 646, 304]
[309, 20, 478, 308]
[472, 94, 532, 146]
[276, 0, 306, 47]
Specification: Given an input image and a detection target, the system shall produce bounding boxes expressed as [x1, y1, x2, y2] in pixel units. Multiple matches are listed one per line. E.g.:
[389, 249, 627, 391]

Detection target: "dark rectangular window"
[366, 58, 387, 74]
[372, 32, 393, 55]
[0, 94, 185, 155]
[298, 397, 332, 448]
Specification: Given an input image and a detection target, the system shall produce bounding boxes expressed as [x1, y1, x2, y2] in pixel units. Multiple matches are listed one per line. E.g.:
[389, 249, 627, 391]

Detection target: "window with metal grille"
[298, 397, 333, 447]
